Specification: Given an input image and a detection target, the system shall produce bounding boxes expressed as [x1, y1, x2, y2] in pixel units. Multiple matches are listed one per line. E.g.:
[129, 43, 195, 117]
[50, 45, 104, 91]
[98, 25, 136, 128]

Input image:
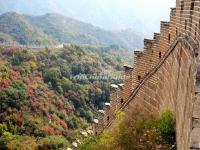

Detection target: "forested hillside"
[0, 45, 131, 149]
[0, 12, 55, 45]
[0, 12, 144, 49]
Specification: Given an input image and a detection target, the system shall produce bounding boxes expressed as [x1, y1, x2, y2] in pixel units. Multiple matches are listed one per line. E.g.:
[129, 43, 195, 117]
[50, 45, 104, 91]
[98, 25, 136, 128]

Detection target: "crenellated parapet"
[123, 64, 133, 100]
[133, 51, 142, 65]
[154, 33, 161, 40]
[134, 51, 143, 59]
[160, 21, 170, 34]
[110, 84, 124, 110]
[144, 39, 155, 49]
[93, 83, 125, 134]
[170, 8, 176, 21]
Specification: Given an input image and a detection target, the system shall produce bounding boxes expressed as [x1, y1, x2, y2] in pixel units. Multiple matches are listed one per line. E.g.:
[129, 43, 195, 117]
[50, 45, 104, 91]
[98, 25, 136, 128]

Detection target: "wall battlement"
[153, 33, 161, 40]
[93, 0, 200, 149]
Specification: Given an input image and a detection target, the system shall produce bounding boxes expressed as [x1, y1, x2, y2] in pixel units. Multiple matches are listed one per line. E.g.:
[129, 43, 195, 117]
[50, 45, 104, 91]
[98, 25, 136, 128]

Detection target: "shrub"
[80, 109, 176, 150]
[7, 121, 17, 135]
[36, 136, 70, 150]
[0, 131, 14, 150]
[156, 110, 176, 143]
[44, 68, 61, 84]
[7, 136, 37, 150]
[0, 81, 29, 111]
[11, 55, 24, 66]
[85, 111, 93, 123]
[0, 123, 8, 135]
[79, 136, 99, 150]
[0, 122, 17, 135]
[41, 125, 55, 136]
[67, 116, 78, 129]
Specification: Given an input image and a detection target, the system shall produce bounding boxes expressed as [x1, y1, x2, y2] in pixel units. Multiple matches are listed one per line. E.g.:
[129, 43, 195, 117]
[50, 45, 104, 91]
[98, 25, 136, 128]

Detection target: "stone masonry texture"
[93, 0, 200, 149]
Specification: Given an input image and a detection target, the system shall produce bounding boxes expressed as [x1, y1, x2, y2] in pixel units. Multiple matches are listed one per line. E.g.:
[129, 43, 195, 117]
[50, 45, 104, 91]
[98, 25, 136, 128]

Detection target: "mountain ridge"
[0, 12, 144, 50]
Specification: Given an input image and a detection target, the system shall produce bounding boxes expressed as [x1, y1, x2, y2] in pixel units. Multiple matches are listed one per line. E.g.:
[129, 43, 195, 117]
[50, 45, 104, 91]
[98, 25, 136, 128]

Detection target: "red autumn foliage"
[30, 100, 41, 111]
[14, 113, 24, 126]
[47, 92, 52, 98]
[9, 69, 20, 80]
[35, 71, 42, 78]
[59, 120, 68, 129]
[23, 78, 31, 84]
[36, 64, 40, 68]
[41, 125, 55, 135]
[28, 87, 35, 97]
[12, 67, 19, 72]
[4, 115, 11, 122]
[0, 81, 9, 89]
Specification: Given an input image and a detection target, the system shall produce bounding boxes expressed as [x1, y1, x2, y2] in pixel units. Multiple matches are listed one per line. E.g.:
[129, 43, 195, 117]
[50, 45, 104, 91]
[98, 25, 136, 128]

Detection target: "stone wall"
[93, 0, 200, 149]
[123, 38, 197, 149]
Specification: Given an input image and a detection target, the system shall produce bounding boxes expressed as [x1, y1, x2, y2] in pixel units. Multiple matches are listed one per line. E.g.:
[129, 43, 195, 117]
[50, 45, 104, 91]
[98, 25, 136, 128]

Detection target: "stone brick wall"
[93, 0, 200, 149]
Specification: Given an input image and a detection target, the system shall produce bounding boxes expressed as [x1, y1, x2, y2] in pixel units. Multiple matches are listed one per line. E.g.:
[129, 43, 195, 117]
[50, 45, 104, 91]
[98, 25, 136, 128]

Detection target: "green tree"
[44, 68, 61, 88]
[0, 81, 29, 112]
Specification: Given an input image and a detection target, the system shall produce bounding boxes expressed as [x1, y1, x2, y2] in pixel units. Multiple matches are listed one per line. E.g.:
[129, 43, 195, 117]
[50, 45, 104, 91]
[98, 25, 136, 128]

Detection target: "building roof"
[111, 84, 118, 89]
[87, 129, 93, 135]
[98, 110, 105, 114]
[81, 131, 88, 137]
[72, 142, 78, 148]
[123, 64, 133, 69]
[105, 102, 111, 106]
[118, 84, 124, 87]
[93, 119, 99, 124]
[77, 139, 82, 144]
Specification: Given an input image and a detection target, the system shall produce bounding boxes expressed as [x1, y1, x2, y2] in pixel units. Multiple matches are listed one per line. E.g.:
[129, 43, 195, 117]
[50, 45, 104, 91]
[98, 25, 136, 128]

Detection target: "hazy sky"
[0, 0, 176, 34]
[91, 0, 176, 18]
[99, 0, 176, 31]
[126, 0, 175, 19]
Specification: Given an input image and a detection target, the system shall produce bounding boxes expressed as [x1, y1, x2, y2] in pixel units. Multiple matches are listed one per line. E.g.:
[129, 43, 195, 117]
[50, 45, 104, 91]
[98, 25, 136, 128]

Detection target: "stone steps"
[192, 118, 200, 128]
[190, 82, 200, 149]
[190, 128, 200, 149]
[193, 93, 200, 118]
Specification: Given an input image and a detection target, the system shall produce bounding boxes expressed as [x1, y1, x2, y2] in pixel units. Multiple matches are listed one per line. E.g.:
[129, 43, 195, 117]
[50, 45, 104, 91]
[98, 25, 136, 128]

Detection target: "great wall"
[0, 43, 64, 50]
[93, 0, 200, 149]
